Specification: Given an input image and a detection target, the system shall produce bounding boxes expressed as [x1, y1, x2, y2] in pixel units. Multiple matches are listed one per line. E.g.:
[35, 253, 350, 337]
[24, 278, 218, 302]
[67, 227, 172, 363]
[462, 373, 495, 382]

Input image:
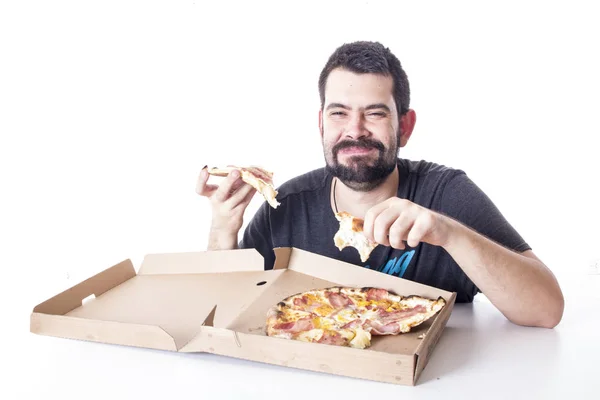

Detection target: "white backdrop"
[1, 0, 599, 395]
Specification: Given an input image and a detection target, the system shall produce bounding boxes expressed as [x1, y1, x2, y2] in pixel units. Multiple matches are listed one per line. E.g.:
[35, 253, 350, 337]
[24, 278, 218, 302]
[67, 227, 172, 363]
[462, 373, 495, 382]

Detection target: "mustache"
[332, 138, 385, 155]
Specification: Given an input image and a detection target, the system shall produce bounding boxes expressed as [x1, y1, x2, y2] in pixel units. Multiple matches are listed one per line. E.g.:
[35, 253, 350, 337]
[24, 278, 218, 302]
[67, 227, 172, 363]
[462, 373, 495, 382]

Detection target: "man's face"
[320, 68, 400, 191]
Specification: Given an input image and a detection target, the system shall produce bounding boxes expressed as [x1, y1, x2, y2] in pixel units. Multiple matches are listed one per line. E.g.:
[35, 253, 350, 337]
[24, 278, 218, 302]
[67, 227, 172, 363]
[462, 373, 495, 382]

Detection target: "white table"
[11, 288, 600, 400]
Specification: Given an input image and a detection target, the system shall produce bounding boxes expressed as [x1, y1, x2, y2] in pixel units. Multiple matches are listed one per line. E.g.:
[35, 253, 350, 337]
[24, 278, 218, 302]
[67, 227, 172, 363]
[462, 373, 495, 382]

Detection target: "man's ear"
[399, 109, 417, 147]
[318, 108, 324, 138]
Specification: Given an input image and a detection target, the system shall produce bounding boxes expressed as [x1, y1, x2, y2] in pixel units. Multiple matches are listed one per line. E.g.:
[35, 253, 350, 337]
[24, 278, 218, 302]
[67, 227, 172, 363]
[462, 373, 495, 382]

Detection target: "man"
[196, 41, 564, 329]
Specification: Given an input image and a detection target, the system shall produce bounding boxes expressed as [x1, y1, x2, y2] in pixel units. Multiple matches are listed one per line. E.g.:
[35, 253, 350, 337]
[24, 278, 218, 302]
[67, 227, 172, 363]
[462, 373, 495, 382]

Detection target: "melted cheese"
[333, 213, 378, 262]
[296, 329, 324, 343]
[359, 308, 380, 322]
[303, 293, 319, 305]
[281, 308, 312, 323]
[314, 305, 334, 316]
[333, 308, 359, 325]
[349, 328, 371, 349]
[313, 317, 335, 330]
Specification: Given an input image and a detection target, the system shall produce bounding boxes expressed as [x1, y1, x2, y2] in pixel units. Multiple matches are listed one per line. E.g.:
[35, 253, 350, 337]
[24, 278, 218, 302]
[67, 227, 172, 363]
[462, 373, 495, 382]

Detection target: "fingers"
[213, 169, 242, 202]
[364, 198, 435, 250]
[198, 166, 256, 213]
[363, 198, 405, 243]
[227, 181, 256, 209]
[371, 208, 398, 246]
[196, 168, 218, 197]
[406, 213, 434, 248]
[363, 202, 389, 242]
[388, 213, 414, 250]
[241, 182, 258, 205]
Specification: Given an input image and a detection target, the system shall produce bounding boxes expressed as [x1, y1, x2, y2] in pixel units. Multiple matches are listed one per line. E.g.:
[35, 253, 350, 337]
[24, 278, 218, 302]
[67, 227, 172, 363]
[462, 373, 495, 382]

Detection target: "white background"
[1, 0, 599, 397]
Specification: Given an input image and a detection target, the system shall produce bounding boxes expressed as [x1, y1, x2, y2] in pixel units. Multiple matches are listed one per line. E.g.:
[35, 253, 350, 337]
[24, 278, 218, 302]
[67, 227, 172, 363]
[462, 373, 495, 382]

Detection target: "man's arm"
[196, 167, 256, 250]
[207, 228, 239, 250]
[442, 218, 564, 328]
[363, 172, 564, 329]
[196, 165, 276, 268]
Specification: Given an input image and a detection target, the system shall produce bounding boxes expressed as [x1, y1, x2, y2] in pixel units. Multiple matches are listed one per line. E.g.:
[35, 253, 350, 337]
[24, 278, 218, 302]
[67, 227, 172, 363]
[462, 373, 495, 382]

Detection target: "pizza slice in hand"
[333, 211, 378, 262]
[205, 165, 281, 209]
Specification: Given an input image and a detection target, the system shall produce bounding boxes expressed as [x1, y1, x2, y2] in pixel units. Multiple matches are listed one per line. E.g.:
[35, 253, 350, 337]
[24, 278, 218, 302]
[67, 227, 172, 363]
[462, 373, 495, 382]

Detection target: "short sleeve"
[238, 202, 276, 270]
[440, 172, 531, 253]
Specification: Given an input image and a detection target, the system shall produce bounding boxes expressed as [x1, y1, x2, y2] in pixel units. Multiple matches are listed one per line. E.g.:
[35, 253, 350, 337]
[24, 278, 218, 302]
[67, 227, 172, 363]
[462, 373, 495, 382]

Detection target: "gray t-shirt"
[239, 158, 531, 303]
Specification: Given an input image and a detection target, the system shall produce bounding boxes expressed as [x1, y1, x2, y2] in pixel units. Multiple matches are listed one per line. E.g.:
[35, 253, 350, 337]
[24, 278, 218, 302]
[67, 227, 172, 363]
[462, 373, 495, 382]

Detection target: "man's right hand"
[196, 166, 257, 249]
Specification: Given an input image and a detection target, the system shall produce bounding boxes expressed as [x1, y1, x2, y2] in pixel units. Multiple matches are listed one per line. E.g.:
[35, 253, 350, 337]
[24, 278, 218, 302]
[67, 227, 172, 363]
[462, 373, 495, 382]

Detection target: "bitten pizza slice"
[205, 165, 280, 209]
[333, 211, 378, 262]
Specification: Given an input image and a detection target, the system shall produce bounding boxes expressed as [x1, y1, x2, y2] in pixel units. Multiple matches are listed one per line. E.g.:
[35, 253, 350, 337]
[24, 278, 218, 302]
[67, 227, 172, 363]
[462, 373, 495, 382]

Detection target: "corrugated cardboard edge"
[412, 291, 457, 384]
[138, 248, 265, 275]
[272, 247, 292, 270]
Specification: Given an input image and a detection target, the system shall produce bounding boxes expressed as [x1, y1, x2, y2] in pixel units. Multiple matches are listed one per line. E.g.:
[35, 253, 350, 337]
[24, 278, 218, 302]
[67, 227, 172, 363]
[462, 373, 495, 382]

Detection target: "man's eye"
[330, 111, 346, 116]
[368, 112, 386, 117]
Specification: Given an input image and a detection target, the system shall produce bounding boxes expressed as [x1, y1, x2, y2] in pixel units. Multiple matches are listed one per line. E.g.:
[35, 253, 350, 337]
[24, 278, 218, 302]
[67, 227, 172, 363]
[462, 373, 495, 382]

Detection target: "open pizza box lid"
[30, 247, 456, 386]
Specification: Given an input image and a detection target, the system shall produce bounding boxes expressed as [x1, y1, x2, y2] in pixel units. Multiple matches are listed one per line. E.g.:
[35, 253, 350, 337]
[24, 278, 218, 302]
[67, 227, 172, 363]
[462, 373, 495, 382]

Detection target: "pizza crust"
[333, 211, 378, 262]
[205, 165, 280, 209]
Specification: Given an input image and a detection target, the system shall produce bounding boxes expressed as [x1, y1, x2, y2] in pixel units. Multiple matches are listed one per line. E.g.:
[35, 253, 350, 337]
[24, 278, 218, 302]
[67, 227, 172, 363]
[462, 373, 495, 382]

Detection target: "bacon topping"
[365, 288, 388, 301]
[327, 292, 353, 309]
[367, 320, 401, 335]
[293, 297, 308, 306]
[317, 330, 347, 346]
[273, 318, 314, 333]
[293, 295, 326, 313]
[378, 305, 426, 323]
[244, 166, 273, 184]
[341, 319, 363, 329]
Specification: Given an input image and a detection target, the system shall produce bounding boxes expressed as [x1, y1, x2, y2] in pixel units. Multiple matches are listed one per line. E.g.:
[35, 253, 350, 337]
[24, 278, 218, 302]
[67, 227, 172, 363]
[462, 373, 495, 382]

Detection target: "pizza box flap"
[412, 290, 457, 384]
[30, 258, 180, 351]
[138, 248, 264, 275]
[179, 325, 417, 384]
[281, 247, 454, 302]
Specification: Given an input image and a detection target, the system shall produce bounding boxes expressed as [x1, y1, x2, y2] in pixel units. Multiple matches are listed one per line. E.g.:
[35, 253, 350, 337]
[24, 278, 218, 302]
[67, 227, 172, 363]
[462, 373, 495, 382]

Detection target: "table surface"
[9, 286, 600, 400]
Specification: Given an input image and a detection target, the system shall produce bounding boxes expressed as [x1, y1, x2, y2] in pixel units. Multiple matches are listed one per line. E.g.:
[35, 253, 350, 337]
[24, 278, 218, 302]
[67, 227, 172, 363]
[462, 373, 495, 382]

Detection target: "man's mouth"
[337, 146, 376, 156]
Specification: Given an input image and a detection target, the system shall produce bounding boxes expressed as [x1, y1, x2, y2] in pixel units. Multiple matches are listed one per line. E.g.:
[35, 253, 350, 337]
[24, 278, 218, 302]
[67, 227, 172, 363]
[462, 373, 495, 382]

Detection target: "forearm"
[443, 218, 564, 328]
[207, 228, 239, 250]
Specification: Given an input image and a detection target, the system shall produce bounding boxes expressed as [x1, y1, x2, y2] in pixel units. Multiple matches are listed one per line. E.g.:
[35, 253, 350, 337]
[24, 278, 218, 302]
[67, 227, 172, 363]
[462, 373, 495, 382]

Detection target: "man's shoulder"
[399, 158, 466, 181]
[275, 166, 329, 201]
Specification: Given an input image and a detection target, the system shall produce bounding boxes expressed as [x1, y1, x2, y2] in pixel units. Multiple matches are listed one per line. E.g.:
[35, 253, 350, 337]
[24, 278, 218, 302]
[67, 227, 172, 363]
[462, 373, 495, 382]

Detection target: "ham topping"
[366, 288, 388, 301]
[293, 296, 326, 313]
[317, 330, 347, 346]
[341, 319, 363, 329]
[244, 167, 273, 184]
[377, 305, 426, 323]
[368, 321, 401, 335]
[327, 292, 353, 308]
[273, 318, 314, 333]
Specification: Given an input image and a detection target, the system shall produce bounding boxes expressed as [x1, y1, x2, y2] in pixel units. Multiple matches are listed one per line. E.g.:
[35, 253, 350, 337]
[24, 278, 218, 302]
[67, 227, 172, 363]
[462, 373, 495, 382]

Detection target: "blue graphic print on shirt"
[367, 249, 415, 278]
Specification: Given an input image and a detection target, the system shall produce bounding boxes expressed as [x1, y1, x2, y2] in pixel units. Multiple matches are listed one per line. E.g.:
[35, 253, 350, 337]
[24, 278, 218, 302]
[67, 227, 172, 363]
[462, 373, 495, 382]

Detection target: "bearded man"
[196, 41, 564, 328]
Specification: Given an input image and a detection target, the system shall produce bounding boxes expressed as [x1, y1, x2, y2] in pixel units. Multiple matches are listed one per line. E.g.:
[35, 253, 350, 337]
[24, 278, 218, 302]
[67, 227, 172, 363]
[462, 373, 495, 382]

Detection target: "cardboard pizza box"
[29, 247, 456, 386]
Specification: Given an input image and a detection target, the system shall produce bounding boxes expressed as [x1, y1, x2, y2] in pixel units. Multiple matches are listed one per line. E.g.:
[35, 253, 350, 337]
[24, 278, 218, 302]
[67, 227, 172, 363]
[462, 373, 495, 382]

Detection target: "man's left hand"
[363, 197, 454, 250]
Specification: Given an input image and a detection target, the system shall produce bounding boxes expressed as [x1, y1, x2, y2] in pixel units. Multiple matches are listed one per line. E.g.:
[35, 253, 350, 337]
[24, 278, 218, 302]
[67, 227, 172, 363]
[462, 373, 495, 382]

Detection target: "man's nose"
[344, 114, 369, 139]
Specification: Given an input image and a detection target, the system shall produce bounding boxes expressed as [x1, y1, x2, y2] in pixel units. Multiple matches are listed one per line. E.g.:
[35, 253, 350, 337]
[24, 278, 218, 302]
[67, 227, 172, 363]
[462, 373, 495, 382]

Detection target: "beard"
[323, 133, 399, 192]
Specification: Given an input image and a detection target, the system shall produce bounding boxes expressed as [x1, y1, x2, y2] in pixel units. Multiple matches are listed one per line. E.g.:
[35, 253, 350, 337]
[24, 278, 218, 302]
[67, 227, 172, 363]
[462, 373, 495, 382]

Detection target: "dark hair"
[318, 41, 411, 117]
